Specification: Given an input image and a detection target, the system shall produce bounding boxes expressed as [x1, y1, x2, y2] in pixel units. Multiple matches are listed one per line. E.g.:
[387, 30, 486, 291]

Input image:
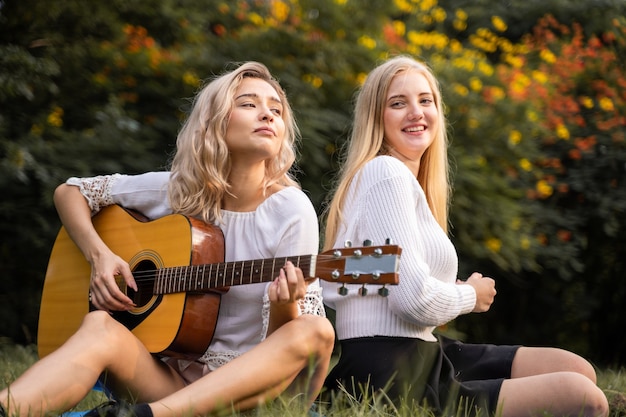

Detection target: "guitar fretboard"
[153, 255, 317, 294]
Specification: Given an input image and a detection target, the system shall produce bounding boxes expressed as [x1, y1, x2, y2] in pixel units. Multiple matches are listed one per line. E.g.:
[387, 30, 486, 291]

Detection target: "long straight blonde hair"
[168, 62, 299, 224]
[323, 55, 451, 250]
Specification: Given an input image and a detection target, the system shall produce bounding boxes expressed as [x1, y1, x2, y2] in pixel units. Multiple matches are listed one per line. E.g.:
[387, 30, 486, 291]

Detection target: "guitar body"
[37, 205, 225, 359]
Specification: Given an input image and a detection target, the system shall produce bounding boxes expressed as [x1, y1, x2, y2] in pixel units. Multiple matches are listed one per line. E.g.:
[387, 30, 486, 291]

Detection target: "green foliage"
[1, 0, 626, 367]
[470, 14, 626, 364]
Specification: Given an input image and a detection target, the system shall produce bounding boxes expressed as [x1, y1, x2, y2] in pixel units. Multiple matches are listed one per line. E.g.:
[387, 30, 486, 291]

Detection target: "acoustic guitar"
[38, 205, 401, 359]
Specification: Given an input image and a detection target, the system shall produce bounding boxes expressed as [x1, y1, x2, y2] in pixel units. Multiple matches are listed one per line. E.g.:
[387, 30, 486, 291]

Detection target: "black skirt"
[322, 335, 520, 415]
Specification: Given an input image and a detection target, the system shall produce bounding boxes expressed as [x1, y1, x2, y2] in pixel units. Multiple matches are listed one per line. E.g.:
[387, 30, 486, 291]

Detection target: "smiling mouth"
[403, 126, 426, 133]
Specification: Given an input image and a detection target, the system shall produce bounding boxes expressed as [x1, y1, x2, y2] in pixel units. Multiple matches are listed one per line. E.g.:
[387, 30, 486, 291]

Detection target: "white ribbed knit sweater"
[322, 156, 476, 342]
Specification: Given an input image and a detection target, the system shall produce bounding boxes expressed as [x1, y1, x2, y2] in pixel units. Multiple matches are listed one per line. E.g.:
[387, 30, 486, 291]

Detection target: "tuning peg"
[344, 240, 353, 248]
[385, 238, 393, 245]
[358, 285, 368, 296]
[353, 249, 362, 258]
[378, 286, 389, 297]
[338, 284, 348, 296]
[332, 249, 342, 259]
[373, 248, 383, 257]
[362, 239, 372, 246]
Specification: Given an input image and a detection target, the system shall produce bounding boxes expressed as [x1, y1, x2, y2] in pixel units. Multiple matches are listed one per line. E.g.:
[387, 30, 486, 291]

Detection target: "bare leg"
[149, 315, 335, 417]
[1, 311, 185, 417]
[510, 346, 598, 382]
[497, 347, 608, 417]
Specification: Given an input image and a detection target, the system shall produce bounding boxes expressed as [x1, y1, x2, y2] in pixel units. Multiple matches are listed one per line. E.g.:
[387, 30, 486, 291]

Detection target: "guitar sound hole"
[129, 259, 156, 307]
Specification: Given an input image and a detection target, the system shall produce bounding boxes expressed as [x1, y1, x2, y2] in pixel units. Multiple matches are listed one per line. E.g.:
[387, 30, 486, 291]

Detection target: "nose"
[408, 105, 424, 120]
[260, 105, 274, 121]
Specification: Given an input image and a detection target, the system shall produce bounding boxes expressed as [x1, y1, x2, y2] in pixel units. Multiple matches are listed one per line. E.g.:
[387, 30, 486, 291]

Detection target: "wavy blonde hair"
[168, 61, 299, 224]
[323, 55, 450, 250]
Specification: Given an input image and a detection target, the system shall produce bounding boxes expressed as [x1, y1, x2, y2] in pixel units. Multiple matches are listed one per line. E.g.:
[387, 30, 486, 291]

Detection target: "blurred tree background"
[1, 0, 625, 366]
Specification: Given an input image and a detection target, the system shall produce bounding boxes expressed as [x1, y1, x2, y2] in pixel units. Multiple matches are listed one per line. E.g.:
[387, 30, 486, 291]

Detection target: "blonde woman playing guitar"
[2, 62, 355, 417]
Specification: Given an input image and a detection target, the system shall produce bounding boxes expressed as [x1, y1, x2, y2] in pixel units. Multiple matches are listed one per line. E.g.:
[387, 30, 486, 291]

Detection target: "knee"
[78, 311, 129, 345]
[292, 315, 335, 356]
[582, 386, 609, 417]
[564, 373, 609, 417]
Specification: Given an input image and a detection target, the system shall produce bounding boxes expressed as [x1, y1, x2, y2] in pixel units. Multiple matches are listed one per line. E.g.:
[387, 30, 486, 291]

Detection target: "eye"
[389, 100, 405, 108]
[271, 107, 282, 116]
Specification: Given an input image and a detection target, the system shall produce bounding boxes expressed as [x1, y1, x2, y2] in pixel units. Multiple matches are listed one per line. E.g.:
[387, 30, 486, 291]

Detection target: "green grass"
[2, 340, 626, 417]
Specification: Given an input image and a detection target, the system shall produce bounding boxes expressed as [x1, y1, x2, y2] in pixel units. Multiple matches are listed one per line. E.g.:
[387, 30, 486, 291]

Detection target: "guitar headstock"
[316, 242, 401, 296]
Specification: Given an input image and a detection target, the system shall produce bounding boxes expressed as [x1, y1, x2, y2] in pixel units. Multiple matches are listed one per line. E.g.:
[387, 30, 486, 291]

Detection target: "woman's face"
[225, 77, 285, 163]
[382, 69, 438, 174]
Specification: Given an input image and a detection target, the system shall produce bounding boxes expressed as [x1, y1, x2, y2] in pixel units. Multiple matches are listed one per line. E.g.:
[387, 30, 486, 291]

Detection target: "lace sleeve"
[260, 282, 326, 340]
[298, 284, 325, 317]
[66, 174, 122, 215]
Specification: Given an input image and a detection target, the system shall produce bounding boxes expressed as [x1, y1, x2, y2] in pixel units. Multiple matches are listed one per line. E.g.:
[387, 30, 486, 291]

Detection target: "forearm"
[53, 183, 109, 263]
[266, 303, 299, 336]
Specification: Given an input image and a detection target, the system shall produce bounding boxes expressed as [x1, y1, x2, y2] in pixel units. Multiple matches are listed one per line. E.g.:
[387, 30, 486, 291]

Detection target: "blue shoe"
[308, 403, 326, 417]
[83, 401, 136, 417]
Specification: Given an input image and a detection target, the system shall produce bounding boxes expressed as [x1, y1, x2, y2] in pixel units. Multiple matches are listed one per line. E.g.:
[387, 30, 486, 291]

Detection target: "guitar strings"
[123, 255, 322, 291]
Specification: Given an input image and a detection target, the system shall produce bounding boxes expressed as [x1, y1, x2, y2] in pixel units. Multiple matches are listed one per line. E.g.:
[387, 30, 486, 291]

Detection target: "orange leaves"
[123, 25, 154, 53]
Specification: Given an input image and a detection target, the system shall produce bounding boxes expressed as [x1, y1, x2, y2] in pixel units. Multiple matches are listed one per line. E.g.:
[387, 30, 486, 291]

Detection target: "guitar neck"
[154, 255, 315, 294]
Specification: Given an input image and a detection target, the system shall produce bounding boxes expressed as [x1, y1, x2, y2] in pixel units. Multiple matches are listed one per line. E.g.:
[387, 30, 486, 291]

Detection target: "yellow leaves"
[531, 70, 548, 84]
[453, 83, 469, 96]
[556, 123, 570, 140]
[182, 71, 201, 87]
[217, 2, 230, 14]
[491, 16, 508, 32]
[469, 77, 482, 92]
[424, 0, 438, 9]
[249, 12, 264, 26]
[407, 30, 449, 50]
[485, 237, 502, 253]
[540, 48, 557, 64]
[431, 7, 447, 23]
[493, 86, 506, 100]
[453, 19, 467, 32]
[93, 73, 108, 85]
[47, 107, 64, 128]
[30, 124, 43, 136]
[358, 35, 377, 49]
[452, 56, 475, 72]
[352, 73, 366, 86]
[394, 0, 417, 13]
[303, 74, 323, 88]
[536, 179, 554, 198]
[599, 97, 614, 112]
[510, 72, 531, 96]
[469, 28, 499, 53]
[509, 130, 522, 146]
[503, 54, 524, 69]
[580, 96, 594, 109]
[478, 61, 494, 76]
[520, 236, 531, 250]
[519, 158, 532, 172]
[392, 20, 406, 37]
[271, 0, 290, 23]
